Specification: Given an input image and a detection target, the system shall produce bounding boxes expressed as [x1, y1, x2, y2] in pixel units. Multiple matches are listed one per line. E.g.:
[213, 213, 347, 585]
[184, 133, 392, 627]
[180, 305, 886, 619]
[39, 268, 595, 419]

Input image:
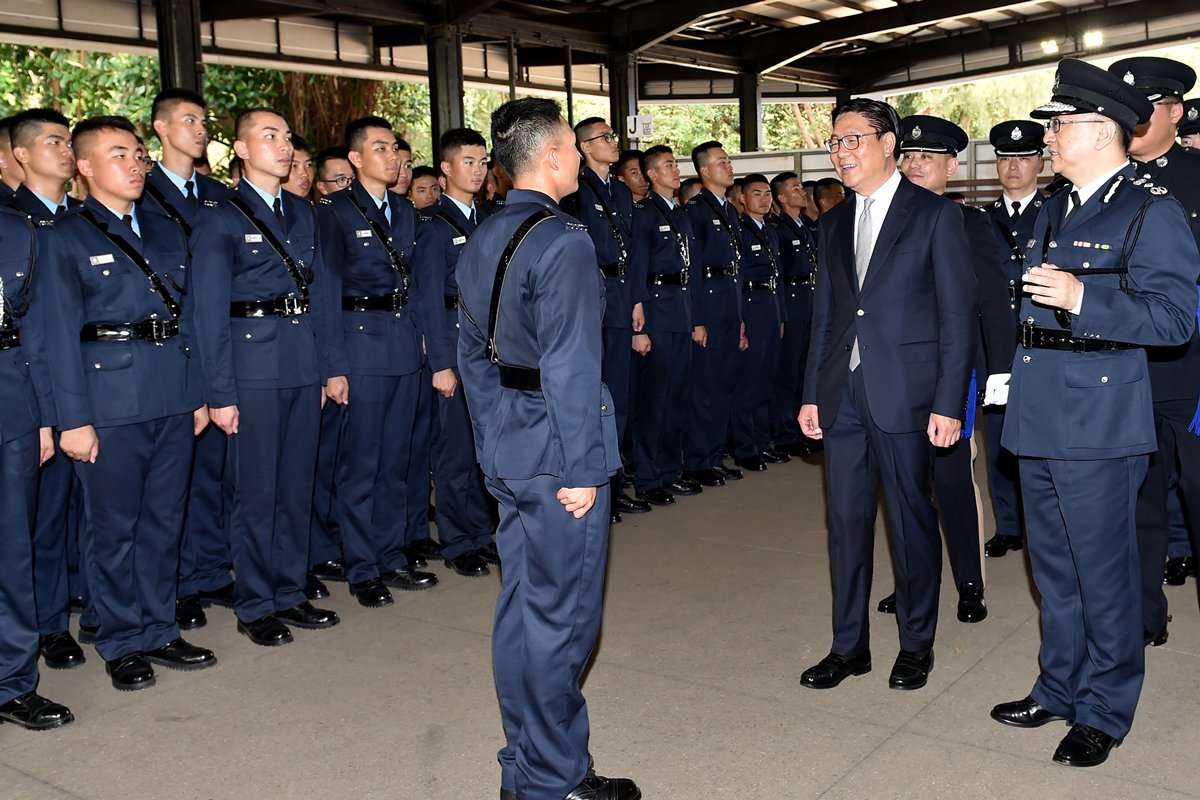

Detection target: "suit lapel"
[859, 177, 913, 296]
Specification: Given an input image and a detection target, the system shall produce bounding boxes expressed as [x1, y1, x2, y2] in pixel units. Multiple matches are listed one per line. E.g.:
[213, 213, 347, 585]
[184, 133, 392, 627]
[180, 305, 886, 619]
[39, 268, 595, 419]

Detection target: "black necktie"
[469, 207, 477, 226]
[122, 213, 140, 239]
[55, 205, 66, 217]
[184, 180, 198, 209]
[1064, 190, 1081, 223]
[1010, 200, 1021, 219]
[273, 196, 284, 224]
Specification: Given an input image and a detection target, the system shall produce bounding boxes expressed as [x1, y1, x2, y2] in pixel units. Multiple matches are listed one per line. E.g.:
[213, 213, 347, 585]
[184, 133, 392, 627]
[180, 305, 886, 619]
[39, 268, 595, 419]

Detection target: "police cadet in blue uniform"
[413, 127, 500, 576]
[731, 173, 786, 471]
[981, 120, 1047, 558]
[190, 108, 341, 646]
[0, 116, 24, 200]
[317, 115, 438, 606]
[8, 108, 89, 671]
[682, 140, 745, 487]
[1105, 56, 1200, 647]
[144, 88, 238, 629]
[628, 144, 699, 506]
[768, 171, 820, 458]
[457, 98, 638, 800]
[989, 59, 1199, 767]
[560, 117, 650, 523]
[39, 117, 216, 690]
[0, 199, 74, 729]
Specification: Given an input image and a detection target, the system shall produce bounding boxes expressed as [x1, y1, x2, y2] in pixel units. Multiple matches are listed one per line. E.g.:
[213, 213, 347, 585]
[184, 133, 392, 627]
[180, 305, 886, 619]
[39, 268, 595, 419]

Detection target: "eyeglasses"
[1043, 119, 1107, 133]
[583, 131, 617, 145]
[319, 175, 353, 188]
[823, 131, 884, 154]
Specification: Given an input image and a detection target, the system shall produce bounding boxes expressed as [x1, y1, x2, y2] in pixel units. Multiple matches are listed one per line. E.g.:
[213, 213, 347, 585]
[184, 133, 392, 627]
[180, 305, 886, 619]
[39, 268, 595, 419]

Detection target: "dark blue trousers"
[228, 386, 319, 622]
[632, 329, 690, 492]
[432, 377, 495, 558]
[310, 400, 345, 566]
[933, 437, 983, 586]
[824, 368, 941, 656]
[489, 475, 610, 800]
[683, 319, 740, 471]
[406, 367, 434, 547]
[770, 292, 812, 445]
[32, 449, 77, 636]
[75, 414, 192, 661]
[982, 408, 1022, 538]
[1022, 455, 1147, 740]
[602, 325, 633, 453]
[731, 297, 780, 458]
[0, 432, 40, 704]
[335, 373, 418, 584]
[179, 424, 233, 596]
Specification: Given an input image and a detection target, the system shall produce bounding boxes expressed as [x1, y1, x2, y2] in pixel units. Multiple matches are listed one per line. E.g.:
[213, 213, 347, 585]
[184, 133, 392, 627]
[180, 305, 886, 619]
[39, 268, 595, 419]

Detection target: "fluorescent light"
[1083, 30, 1104, 49]
[1041, 39, 1059, 55]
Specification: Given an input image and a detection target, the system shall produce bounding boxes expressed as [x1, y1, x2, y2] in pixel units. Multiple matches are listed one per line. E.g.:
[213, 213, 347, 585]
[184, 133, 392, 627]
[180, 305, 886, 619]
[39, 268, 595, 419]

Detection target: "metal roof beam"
[613, 1, 757, 51]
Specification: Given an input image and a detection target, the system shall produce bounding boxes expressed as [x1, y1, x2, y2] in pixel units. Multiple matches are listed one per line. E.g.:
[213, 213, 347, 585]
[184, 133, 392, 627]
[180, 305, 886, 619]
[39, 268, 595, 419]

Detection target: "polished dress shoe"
[877, 592, 896, 614]
[444, 551, 491, 577]
[635, 488, 675, 507]
[476, 542, 502, 565]
[39, 631, 85, 670]
[664, 479, 702, 496]
[175, 594, 207, 630]
[564, 770, 642, 800]
[407, 537, 443, 561]
[106, 653, 155, 691]
[381, 566, 439, 591]
[68, 595, 85, 613]
[984, 533, 1023, 558]
[77, 623, 98, 645]
[888, 648, 933, 690]
[401, 546, 428, 569]
[610, 511, 622, 525]
[276, 601, 339, 629]
[237, 615, 293, 646]
[800, 651, 871, 689]
[957, 582, 987, 623]
[714, 464, 743, 481]
[349, 578, 394, 608]
[990, 697, 1067, 728]
[1053, 723, 1120, 767]
[761, 449, 790, 464]
[777, 440, 815, 458]
[1164, 555, 1196, 586]
[198, 582, 236, 609]
[1144, 614, 1171, 647]
[614, 493, 651, 514]
[143, 638, 216, 670]
[733, 455, 767, 472]
[304, 572, 330, 600]
[500, 789, 515, 800]
[681, 469, 724, 487]
[310, 558, 347, 582]
[0, 692, 74, 731]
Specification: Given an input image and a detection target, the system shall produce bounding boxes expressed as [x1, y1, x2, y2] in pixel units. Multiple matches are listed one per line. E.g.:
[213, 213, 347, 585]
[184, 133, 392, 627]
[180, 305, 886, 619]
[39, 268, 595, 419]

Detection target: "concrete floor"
[5, 442, 1200, 800]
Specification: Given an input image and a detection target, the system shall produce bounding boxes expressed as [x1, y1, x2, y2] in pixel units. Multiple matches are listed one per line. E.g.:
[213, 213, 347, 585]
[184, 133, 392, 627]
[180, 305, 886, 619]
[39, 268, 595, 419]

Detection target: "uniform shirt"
[853, 168, 902, 261]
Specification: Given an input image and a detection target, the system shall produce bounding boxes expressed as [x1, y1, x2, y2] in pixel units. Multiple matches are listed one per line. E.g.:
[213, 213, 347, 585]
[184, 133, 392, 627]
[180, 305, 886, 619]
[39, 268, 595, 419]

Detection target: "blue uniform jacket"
[962, 204, 1016, 376]
[628, 193, 693, 335]
[456, 188, 620, 488]
[190, 182, 334, 407]
[0, 204, 54, 441]
[144, 165, 234, 234]
[38, 197, 201, 429]
[684, 188, 742, 327]
[561, 167, 635, 330]
[316, 181, 421, 378]
[739, 215, 786, 326]
[413, 193, 486, 373]
[11, 184, 80, 225]
[1002, 166, 1199, 459]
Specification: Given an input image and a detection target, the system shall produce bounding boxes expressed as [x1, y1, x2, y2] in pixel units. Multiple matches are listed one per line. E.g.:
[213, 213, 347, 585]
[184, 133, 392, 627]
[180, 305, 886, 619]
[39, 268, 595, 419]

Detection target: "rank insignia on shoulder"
[1151, 186, 1168, 195]
[992, 200, 1001, 208]
[564, 220, 588, 232]
[36, 219, 54, 227]
[318, 197, 332, 205]
[203, 200, 219, 208]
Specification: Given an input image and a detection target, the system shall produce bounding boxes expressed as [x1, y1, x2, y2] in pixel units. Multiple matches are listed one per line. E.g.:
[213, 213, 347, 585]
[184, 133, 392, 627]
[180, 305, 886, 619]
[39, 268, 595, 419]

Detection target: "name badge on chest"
[658, 225, 671, 232]
[355, 229, 372, 238]
[712, 219, 722, 227]
[750, 244, 762, 252]
[244, 234, 263, 243]
[452, 235, 467, 245]
[594, 204, 604, 212]
[89, 253, 115, 266]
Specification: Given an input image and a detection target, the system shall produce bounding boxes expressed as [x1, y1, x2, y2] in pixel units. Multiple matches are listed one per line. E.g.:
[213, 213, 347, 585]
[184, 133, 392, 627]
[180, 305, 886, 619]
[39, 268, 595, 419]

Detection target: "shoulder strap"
[646, 198, 691, 268]
[697, 191, 742, 264]
[79, 208, 182, 319]
[1, 211, 38, 323]
[143, 180, 192, 238]
[348, 196, 412, 295]
[436, 209, 470, 241]
[743, 219, 780, 278]
[485, 208, 556, 366]
[582, 176, 629, 266]
[228, 196, 312, 300]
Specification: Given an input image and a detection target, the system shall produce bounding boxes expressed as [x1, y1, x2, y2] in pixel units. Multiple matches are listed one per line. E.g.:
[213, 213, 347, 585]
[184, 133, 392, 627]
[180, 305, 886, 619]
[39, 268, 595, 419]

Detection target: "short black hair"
[831, 98, 901, 155]
[615, 149, 643, 176]
[9, 108, 71, 150]
[439, 127, 487, 164]
[801, 179, 816, 188]
[691, 140, 724, 173]
[770, 171, 799, 198]
[289, 133, 311, 155]
[573, 116, 606, 140]
[151, 88, 207, 127]
[234, 107, 286, 143]
[411, 165, 439, 182]
[344, 115, 393, 152]
[72, 115, 139, 157]
[679, 177, 701, 201]
[491, 97, 563, 180]
[194, 153, 211, 169]
[813, 176, 845, 206]
[741, 172, 769, 191]
[640, 144, 673, 175]
[0, 115, 14, 149]
[316, 146, 350, 174]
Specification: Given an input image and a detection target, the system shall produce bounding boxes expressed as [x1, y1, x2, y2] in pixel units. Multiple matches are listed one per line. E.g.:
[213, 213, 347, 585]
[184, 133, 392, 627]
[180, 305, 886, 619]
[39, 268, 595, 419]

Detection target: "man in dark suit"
[457, 97, 639, 800]
[989, 58, 1198, 767]
[798, 98, 977, 692]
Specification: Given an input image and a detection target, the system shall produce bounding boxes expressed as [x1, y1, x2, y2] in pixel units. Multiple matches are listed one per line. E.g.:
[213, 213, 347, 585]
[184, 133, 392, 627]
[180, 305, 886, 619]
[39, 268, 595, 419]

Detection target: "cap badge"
[1124, 71, 1136, 85]
[1010, 126, 1022, 141]
[912, 125, 923, 139]
[1189, 107, 1199, 121]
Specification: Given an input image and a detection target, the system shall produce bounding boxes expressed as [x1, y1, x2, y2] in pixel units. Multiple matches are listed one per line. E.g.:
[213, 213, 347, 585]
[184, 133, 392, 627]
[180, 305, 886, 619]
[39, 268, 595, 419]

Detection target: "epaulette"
[1129, 176, 1170, 197]
[203, 199, 220, 208]
[563, 220, 588, 233]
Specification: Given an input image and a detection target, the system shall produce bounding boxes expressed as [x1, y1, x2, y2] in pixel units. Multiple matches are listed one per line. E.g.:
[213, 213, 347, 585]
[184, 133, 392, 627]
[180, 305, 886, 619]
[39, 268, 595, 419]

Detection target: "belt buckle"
[680, 268, 689, 284]
[767, 277, 777, 291]
[147, 319, 169, 341]
[394, 291, 407, 310]
[280, 296, 302, 317]
[1020, 320, 1034, 349]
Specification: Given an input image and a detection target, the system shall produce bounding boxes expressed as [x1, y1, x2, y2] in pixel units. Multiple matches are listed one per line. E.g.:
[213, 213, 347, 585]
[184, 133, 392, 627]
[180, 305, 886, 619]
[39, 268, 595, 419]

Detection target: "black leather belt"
[343, 292, 407, 312]
[444, 295, 459, 310]
[1020, 321, 1136, 352]
[702, 264, 737, 279]
[80, 319, 179, 343]
[784, 274, 813, 287]
[231, 296, 309, 318]
[648, 271, 687, 287]
[743, 278, 777, 292]
[599, 262, 626, 278]
[0, 328, 20, 349]
[498, 365, 541, 391]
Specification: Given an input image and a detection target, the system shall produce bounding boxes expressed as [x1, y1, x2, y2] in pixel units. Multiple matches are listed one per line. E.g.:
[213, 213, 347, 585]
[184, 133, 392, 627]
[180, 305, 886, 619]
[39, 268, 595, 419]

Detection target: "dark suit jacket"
[803, 174, 978, 433]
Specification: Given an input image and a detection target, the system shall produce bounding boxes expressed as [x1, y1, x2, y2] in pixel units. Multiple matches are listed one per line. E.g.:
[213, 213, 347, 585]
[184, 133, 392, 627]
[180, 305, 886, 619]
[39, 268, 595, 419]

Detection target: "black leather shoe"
[175, 595, 207, 630]
[1053, 723, 1120, 767]
[733, 456, 768, 472]
[476, 542, 502, 565]
[761, 449, 791, 464]
[957, 582, 987, 623]
[68, 596, 85, 613]
[304, 572, 330, 600]
[0, 692, 74, 731]
[635, 488, 676, 507]
[407, 537, 443, 561]
[681, 469, 724, 487]
[1145, 614, 1171, 647]
[610, 511, 622, 525]
[143, 638, 216, 670]
[77, 623, 98, 645]
[664, 479, 702, 496]
[614, 493, 651, 514]
[349, 578, 394, 608]
[276, 601, 339, 629]
[237, 615, 293, 646]
[39, 631, 85, 670]
[984, 533, 1024, 558]
[990, 697, 1068, 728]
[777, 440, 815, 458]
[500, 789, 515, 800]
[105, 653, 155, 691]
[888, 648, 933, 690]
[381, 567, 439, 591]
[310, 558, 347, 582]
[1164, 555, 1196, 586]
[444, 552, 491, 577]
[877, 592, 896, 614]
[198, 582, 236, 609]
[800, 651, 871, 689]
[563, 770, 642, 800]
[714, 464, 743, 480]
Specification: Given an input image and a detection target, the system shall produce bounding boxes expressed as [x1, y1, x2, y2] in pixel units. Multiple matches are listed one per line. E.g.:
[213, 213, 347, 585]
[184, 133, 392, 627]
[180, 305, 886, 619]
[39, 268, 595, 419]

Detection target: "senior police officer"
[989, 58, 1198, 767]
[457, 97, 639, 800]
